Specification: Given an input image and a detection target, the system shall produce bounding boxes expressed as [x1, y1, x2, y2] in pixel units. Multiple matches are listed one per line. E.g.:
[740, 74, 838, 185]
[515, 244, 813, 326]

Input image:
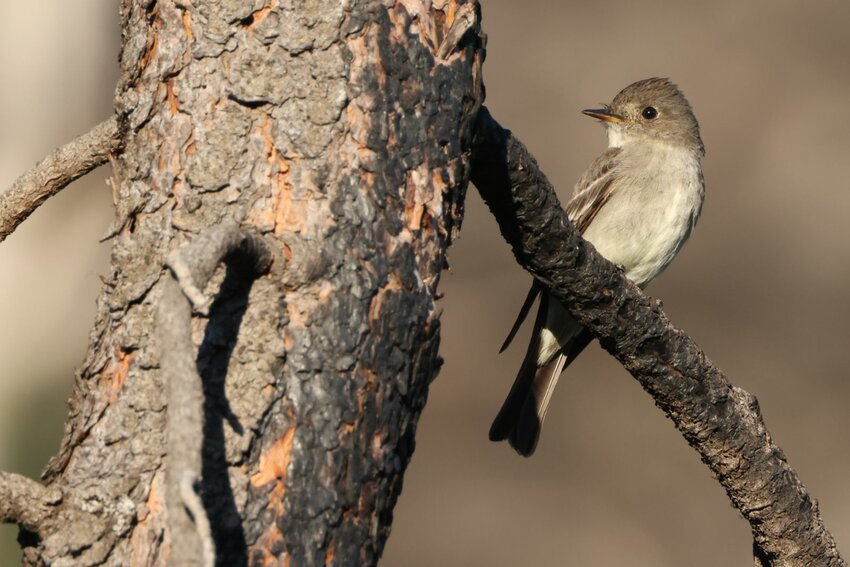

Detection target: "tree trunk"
[23, 1, 484, 565]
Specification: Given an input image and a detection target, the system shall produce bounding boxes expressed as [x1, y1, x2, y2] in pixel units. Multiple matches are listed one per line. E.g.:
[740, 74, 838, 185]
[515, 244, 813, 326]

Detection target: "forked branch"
[469, 106, 845, 567]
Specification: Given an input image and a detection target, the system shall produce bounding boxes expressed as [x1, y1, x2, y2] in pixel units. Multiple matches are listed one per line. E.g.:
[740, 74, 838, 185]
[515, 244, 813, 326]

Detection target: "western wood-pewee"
[490, 77, 705, 456]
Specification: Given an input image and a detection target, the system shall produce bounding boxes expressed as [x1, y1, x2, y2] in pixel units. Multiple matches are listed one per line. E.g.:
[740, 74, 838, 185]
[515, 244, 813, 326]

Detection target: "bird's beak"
[582, 108, 624, 123]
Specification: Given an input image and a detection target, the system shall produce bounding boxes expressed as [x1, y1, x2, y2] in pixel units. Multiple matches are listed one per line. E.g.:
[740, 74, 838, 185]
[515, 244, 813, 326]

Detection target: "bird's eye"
[642, 106, 658, 120]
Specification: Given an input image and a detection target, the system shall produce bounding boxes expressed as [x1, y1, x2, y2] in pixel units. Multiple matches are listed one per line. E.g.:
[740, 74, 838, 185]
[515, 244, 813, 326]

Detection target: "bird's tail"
[497, 352, 569, 456]
[490, 293, 592, 456]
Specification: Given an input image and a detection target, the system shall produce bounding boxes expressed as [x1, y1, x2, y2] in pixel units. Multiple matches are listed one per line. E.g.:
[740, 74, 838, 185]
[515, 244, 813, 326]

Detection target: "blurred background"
[2, 1, 849, 565]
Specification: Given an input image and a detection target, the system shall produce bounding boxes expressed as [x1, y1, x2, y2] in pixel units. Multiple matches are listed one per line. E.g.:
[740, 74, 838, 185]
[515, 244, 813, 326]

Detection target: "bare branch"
[166, 218, 273, 314]
[470, 106, 845, 567]
[180, 472, 215, 567]
[159, 276, 208, 567]
[158, 220, 273, 566]
[0, 471, 51, 532]
[0, 116, 122, 243]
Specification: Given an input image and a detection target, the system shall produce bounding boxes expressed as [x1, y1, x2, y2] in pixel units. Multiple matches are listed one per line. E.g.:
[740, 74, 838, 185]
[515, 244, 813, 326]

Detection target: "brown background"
[2, 2, 849, 565]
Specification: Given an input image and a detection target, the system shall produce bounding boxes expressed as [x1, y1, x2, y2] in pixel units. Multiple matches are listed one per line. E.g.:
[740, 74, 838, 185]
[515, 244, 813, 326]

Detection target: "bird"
[489, 78, 705, 456]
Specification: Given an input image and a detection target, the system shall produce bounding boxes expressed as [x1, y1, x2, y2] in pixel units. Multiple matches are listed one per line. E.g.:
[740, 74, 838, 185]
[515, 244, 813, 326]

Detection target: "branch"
[0, 471, 52, 532]
[469, 107, 845, 567]
[158, 220, 273, 567]
[165, 218, 273, 314]
[0, 116, 122, 243]
[180, 471, 216, 567]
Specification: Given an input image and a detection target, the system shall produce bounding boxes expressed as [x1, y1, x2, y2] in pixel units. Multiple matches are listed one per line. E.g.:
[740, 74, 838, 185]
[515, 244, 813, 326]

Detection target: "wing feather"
[499, 148, 623, 354]
[565, 147, 622, 233]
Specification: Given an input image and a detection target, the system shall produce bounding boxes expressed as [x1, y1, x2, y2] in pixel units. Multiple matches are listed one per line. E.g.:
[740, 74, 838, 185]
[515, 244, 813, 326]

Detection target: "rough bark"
[470, 107, 846, 567]
[11, 1, 484, 565]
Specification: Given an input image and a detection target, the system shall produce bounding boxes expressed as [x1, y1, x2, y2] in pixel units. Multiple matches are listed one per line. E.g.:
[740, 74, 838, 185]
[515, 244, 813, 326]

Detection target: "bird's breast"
[581, 144, 704, 287]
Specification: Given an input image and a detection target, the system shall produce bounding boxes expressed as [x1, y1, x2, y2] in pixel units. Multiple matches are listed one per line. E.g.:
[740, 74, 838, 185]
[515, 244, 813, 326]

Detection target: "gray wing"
[493, 148, 625, 455]
[565, 147, 623, 233]
[498, 147, 623, 353]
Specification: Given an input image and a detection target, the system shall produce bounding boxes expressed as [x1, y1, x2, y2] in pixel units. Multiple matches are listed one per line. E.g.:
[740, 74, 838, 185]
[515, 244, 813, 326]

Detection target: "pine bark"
[21, 1, 484, 565]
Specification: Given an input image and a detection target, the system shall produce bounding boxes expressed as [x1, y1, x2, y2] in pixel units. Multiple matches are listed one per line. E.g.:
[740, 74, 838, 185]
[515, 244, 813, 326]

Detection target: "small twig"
[470, 106, 845, 567]
[0, 116, 122, 243]
[180, 472, 215, 567]
[0, 471, 51, 532]
[158, 220, 273, 566]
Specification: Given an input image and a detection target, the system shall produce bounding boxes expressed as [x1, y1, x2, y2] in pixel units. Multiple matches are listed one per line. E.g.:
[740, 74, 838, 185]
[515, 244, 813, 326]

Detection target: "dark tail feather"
[499, 280, 542, 353]
[489, 292, 549, 442]
[508, 354, 566, 456]
[489, 331, 540, 442]
[491, 325, 595, 456]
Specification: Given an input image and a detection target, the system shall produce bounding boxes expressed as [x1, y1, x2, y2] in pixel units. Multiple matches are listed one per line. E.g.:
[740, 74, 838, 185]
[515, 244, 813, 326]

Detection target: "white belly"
[537, 143, 703, 364]
[580, 145, 703, 287]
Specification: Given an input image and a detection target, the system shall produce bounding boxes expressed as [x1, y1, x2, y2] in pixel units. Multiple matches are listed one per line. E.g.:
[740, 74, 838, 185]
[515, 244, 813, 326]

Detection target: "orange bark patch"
[249, 420, 293, 566]
[405, 196, 425, 231]
[145, 473, 164, 518]
[431, 169, 449, 199]
[286, 300, 310, 328]
[139, 12, 162, 72]
[104, 348, 136, 405]
[251, 425, 297, 487]
[246, 120, 291, 231]
[405, 165, 445, 232]
[139, 33, 158, 71]
[272, 168, 305, 235]
[166, 80, 180, 115]
[447, 0, 459, 27]
[129, 470, 166, 567]
[246, 2, 275, 30]
[179, 126, 197, 159]
[283, 328, 295, 351]
[324, 538, 336, 565]
[317, 281, 335, 301]
[346, 102, 372, 146]
[181, 9, 194, 42]
[356, 368, 378, 414]
[371, 430, 387, 459]
[368, 274, 402, 321]
[258, 118, 278, 162]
